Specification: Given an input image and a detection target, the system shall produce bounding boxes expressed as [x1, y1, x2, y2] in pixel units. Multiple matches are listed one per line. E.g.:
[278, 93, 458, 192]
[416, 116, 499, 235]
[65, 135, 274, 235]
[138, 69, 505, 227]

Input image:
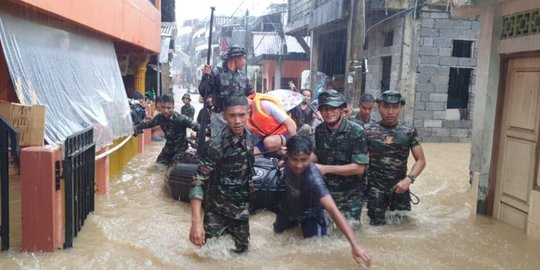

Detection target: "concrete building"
[178, 4, 309, 93]
[286, 0, 480, 142]
[0, 0, 162, 251]
[250, 5, 310, 91]
[452, 0, 540, 239]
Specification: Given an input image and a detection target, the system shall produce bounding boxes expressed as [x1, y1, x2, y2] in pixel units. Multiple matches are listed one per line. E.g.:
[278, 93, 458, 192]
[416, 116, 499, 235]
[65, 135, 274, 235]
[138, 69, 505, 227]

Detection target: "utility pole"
[345, 0, 365, 105]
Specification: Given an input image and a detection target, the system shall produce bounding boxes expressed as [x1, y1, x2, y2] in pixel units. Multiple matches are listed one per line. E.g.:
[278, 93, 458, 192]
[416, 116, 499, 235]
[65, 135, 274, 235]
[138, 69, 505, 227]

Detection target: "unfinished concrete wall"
[364, 16, 404, 101]
[414, 10, 479, 142]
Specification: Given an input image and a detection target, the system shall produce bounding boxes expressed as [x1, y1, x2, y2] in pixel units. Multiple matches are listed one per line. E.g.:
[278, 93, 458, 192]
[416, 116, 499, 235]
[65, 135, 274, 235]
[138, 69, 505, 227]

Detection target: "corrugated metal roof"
[252, 32, 310, 57]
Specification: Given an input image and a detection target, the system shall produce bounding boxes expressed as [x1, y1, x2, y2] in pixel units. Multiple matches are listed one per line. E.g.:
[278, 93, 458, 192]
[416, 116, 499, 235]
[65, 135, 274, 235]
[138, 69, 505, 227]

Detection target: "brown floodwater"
[1, 141, 540, 269]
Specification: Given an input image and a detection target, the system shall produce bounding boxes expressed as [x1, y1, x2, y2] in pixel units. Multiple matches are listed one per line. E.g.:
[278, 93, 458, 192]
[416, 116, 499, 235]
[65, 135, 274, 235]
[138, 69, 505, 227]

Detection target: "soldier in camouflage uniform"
[351, 93, 376, 127]
[313, 90, 369, 222]
[199, 45, 254, 137]
[180, 93, 195, 120]
[134, 95, 198, 165]
[189, 95, 255, 254]
[364, 90, 426, 226]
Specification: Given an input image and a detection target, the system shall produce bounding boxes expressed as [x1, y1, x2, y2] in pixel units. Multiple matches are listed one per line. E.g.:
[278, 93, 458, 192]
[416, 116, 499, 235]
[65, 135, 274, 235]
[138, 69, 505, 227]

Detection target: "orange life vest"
[247, 94, 294, 137]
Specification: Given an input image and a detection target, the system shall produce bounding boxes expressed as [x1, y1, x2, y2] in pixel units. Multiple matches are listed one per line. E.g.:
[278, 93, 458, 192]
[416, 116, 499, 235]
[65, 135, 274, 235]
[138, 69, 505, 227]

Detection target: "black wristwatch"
[407, 174, 416, 183]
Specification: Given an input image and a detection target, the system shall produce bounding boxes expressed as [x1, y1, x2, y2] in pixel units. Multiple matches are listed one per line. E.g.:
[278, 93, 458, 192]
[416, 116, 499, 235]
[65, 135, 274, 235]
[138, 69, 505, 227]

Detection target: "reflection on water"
[1, 143, 540, 269]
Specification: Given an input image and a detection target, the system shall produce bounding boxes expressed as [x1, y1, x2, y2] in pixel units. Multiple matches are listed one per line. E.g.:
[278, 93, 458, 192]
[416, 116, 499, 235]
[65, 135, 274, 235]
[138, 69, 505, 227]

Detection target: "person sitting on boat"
[247, 93, 297, 157]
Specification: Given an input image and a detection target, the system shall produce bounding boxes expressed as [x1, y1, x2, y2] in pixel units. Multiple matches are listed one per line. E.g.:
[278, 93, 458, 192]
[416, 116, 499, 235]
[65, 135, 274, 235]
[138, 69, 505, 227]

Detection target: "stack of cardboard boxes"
[0, 101, 46, 176]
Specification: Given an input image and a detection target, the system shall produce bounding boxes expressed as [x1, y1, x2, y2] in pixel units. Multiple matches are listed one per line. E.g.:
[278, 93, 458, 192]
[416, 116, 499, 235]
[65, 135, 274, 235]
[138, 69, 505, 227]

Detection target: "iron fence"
[63, 126, 95, 248]
[0, 116, 18, 251]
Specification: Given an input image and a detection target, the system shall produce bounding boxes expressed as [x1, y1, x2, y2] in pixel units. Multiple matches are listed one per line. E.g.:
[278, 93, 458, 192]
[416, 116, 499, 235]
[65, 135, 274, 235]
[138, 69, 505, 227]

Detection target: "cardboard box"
[0, 101, 46, 147]
[8, 154, 19, 176]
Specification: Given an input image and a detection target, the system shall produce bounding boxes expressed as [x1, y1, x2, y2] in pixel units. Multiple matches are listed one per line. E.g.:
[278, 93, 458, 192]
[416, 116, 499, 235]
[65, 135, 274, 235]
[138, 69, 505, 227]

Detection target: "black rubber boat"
[164, 157, 285, 213]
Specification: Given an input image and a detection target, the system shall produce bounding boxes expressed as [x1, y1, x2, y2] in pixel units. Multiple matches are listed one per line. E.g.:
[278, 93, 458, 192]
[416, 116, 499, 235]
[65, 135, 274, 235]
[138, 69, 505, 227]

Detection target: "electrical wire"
[366, 0, 430, 34]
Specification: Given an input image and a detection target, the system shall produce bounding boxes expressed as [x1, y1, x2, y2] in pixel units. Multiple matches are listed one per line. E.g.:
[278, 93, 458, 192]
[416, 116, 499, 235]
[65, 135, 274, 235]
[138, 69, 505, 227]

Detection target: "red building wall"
[260, 60, 309, 91]
[6, 0, 161, 52]
[0, 53, 17, 102]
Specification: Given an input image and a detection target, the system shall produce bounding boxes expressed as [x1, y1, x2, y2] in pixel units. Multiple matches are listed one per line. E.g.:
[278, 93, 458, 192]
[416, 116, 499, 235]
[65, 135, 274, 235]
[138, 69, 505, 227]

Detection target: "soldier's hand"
[394, 178, 412, 194]
[352, 244, 372, 268]
[315, 163, 328, 175]
[202, 64, 212, 75]
[189, 222, 205, 247]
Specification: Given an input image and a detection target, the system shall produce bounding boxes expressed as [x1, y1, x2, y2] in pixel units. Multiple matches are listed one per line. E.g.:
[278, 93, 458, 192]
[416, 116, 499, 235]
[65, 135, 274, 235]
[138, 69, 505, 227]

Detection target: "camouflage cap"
[222, 45, 246, 61]
[376, 90, 406, 105]
[182, 93, 191, 100]
[318, 90, 345, 108]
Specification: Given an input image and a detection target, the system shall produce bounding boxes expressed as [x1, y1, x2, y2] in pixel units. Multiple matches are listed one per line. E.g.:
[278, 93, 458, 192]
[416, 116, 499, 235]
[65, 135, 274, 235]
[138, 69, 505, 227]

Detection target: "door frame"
[487, 51, 540, 216]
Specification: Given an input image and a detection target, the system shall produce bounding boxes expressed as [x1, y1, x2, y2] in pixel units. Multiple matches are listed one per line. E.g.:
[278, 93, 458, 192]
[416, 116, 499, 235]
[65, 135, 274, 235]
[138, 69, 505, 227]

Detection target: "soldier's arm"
[395, 127, 426, 193]
[177, 113, 200, 132]
[189, 145, 217, 201]
[189, 106, 196, 119]
[198, 65, 215, 97]
[189, 144, 218, 246]
[134, 115, 160, 133]
[408, 145, 426, 181]
[408, 127, 426, 180]
[316, 163, 365, 176]
[393, 145, 426, 194]
[189, 199, 205, 246]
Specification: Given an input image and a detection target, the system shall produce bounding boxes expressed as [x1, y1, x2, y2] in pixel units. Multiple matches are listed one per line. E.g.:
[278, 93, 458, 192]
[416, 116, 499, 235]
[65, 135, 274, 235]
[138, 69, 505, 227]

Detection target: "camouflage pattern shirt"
[314, 119, 369, 192]
[198, 65, 253, 113]
[181, 104, 195, 120]
[351, 113, 376, 127]
[135, 111, 197, 151]
[190, 127, 255, 221]
[364, 121, 421, 190]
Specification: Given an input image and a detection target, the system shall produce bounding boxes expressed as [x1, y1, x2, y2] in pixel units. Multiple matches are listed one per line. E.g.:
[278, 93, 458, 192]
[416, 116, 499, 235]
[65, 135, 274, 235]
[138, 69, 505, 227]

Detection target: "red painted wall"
[260, 60, 309, 91]
[6, 0, 161, 52]
[0, 52, 17, 102]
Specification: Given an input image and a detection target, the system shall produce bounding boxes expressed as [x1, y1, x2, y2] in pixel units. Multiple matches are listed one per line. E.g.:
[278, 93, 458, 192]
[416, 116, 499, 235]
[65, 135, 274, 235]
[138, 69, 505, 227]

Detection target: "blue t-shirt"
[279, 162, 330, 220]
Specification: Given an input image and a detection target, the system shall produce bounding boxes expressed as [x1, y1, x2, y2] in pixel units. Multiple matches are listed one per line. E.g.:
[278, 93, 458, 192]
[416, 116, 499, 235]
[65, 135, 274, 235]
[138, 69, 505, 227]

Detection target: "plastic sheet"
[0, 11, 132, 149]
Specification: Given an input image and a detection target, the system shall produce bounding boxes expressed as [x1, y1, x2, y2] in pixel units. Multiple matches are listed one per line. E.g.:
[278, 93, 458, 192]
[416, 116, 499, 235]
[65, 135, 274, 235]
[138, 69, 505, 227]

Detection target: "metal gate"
[63, 127, 95, 248]
[0, 116, 18, 251]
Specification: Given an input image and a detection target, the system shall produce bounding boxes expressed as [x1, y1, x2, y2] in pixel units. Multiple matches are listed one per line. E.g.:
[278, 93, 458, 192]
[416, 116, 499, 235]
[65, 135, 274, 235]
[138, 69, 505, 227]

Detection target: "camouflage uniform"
[351, 113, 376, 127]
[314, 91, 369, 221]
[181, 104, 195, 120]
[364, 91, 421, 225]
[198, 47, 253, 114]
[189, 127, 255, 253]
[135, 111, 197, 165]
[198, 46, 253, 137]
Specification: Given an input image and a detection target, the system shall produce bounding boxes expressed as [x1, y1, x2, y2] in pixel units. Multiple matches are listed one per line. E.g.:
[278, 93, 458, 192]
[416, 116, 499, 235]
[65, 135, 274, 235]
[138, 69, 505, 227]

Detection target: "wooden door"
[494, 56, 540, 229]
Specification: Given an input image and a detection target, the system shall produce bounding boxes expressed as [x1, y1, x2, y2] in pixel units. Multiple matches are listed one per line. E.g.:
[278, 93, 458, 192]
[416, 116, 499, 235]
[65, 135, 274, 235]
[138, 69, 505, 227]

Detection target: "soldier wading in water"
[364, 90, 426, 225]
[189, 95, 255, 254]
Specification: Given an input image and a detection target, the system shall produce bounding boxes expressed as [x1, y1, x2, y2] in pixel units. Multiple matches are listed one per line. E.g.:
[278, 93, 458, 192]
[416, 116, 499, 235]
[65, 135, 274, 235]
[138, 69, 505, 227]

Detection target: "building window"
[381, 56, 392, 91]
[383, 30, 394, 47]
[447, 68, 472, 109]
[452, 40, 474, 57]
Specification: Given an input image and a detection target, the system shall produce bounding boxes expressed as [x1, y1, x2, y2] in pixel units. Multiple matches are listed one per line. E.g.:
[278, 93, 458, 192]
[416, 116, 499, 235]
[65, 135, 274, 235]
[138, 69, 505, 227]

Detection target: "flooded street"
[2, 138, 540, 269]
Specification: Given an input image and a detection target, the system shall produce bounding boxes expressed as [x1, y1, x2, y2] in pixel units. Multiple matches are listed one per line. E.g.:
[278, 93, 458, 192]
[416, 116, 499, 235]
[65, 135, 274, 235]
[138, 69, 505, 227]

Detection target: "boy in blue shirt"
[274, 135, 372, 267]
